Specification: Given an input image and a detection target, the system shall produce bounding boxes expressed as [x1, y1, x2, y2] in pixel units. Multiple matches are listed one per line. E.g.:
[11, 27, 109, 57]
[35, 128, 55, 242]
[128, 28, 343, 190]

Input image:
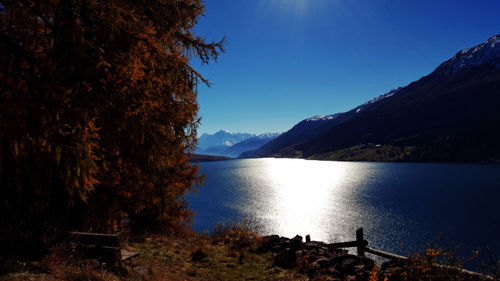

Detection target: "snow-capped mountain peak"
[436, 35, 500, 75]
[216, 129, 233, 135]
[197, 131, 255, 151]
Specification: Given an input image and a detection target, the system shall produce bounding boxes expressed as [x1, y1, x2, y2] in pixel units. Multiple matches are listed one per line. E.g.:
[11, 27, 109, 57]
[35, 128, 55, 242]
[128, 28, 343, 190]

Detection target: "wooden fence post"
[356, 228, 365, 256]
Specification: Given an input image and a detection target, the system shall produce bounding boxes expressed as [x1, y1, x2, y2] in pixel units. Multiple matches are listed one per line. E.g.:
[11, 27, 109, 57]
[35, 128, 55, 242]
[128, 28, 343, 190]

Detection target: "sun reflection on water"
[238, 158, 374, 242]
[188, 159, 500, 261]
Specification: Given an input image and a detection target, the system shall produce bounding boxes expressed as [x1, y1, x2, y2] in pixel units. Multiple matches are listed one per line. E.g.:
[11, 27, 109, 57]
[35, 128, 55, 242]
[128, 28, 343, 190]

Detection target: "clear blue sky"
[193, 0, 500, 135]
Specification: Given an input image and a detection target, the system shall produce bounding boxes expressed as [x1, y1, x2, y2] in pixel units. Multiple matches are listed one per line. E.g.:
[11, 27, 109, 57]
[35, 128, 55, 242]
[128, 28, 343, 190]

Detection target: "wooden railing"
[328, 228, 493, 280]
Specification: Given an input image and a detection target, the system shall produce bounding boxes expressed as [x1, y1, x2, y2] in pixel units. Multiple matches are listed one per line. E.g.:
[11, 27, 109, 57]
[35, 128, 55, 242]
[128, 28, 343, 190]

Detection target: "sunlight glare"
[259, 158, 369, 242]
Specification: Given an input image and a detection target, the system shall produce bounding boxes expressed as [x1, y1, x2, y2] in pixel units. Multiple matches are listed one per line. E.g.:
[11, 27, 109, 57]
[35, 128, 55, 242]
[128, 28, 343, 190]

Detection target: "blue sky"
[193, 0, 500, 135]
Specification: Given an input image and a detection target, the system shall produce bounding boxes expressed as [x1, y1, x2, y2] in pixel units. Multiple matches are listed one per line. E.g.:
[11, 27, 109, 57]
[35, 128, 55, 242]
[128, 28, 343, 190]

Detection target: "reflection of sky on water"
[186, 158, 500, 261]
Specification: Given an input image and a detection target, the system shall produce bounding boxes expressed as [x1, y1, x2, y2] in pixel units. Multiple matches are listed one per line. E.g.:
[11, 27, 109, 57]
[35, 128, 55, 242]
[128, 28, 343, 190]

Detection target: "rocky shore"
[257, 234, 375, 280]
[257, 234, 492, 281]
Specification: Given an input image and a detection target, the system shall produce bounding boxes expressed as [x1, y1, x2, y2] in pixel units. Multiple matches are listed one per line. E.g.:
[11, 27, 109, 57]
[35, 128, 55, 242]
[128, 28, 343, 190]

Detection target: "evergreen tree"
[0, 0, 223, 255]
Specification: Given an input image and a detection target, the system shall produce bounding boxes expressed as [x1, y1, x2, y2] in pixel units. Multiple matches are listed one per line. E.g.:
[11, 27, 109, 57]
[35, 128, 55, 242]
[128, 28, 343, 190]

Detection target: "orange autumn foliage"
[0, 0, 223, 255]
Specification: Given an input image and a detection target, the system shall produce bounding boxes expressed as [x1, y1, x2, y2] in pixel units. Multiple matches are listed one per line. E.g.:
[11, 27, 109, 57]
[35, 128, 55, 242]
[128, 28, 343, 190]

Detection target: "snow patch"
[305, 113, 343, 122]
[256, 132, 281, 139]
[355, 87, 402, 113]
[437, 35, 500, 74]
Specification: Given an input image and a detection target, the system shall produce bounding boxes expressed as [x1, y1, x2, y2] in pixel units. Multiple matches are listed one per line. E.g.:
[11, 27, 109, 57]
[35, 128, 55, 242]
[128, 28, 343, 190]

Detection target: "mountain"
[196, 130, 280, 157]
[239, 88, 402, 158]
[245, 34, 500, 162]
[188, 154, 232, 162]
[224, 133, 279, 158]
[434, 35, 500, 75]
[197, 130, 255, 156]
[239, 113, 343, 158]
[198, 130, 254, 149]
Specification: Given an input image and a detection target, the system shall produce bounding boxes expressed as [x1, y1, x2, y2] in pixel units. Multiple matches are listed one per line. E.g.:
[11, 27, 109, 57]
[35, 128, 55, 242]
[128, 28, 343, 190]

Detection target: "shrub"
[212, 221, 262, 258]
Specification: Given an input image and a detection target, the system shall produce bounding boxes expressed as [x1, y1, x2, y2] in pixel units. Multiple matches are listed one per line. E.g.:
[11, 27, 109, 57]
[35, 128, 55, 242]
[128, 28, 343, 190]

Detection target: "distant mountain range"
[196, 130, 280, 158]
[242, 34, 500, 162]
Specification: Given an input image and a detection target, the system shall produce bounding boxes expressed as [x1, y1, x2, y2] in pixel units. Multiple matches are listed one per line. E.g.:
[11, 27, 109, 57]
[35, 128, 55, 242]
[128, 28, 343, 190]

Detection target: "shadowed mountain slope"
[245, 35, 500, 162]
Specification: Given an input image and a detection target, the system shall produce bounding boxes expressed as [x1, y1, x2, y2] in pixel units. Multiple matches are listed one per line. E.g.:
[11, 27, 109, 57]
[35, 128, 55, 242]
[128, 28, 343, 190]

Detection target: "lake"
[186, 158, 500, 266]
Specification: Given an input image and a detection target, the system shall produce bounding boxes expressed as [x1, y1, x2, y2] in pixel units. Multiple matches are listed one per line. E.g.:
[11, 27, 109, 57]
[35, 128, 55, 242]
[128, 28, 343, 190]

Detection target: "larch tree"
[0, 0, 223, 255]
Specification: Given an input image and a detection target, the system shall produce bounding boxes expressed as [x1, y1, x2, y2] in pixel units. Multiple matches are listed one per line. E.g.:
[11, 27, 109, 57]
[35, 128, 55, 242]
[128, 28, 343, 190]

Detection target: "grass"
[311, 144, 416, 162]
[0, 228, 308, 281]
[123, 231, 308, 280]
[1, 226, 496, 280]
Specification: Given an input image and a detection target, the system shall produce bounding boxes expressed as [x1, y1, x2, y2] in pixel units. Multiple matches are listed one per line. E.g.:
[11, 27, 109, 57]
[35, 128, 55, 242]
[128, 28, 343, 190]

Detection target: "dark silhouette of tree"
[0, 0, 223, 256]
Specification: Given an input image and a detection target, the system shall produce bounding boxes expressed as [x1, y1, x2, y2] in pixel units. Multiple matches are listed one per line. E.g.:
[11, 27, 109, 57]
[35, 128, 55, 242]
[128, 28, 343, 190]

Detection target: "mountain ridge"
[243, 34, 500, 162]
[197, 130, 280, 158]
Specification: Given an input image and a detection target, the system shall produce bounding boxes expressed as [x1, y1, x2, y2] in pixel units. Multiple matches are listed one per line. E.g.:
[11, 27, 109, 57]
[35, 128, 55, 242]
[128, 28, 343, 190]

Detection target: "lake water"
[186, 158, 500, 266]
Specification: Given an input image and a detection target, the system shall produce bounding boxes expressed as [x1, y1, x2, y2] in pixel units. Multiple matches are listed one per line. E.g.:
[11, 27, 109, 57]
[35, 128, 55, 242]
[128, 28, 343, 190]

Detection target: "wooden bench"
[67, 231, 122, 266]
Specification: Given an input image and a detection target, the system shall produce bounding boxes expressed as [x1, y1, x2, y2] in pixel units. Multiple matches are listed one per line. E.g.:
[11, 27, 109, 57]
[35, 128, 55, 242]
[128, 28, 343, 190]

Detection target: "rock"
[263, 235, 281, 243]
[305, 241, 326, 250]
[342, 257, 358, 271]
[292, 235, 303, 242]
[272, 245, 282, 253]
[325, 245, 346, 257]
[317, 247, 328, 256]
[310, 261, 322, 270]
[330, 255, 361, 275]
[327, 266, 338, 275]
[314, 256, 331, 267]
[358, 255, 375, 268]
[330, 254, 376, 277]
[273, 247, 297, 269]
[295, 249, 306, 256]
[259, 234, 380, 277]
[279, 239, 291, 248]
[310, 249, 319, 257]
[304, 253, 318, 264]
[354, 264, 365, 273]
[393, 266, 404, 272]
[257, 235, 280, 253]
[291, 235, 304, 250]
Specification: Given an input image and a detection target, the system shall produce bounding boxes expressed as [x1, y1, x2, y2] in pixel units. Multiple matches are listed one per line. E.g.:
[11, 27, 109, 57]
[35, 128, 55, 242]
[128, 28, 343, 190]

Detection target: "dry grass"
[376, 247, 494, 281]
[212, 221, 262, 255]
[0, 229, 306, 281]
